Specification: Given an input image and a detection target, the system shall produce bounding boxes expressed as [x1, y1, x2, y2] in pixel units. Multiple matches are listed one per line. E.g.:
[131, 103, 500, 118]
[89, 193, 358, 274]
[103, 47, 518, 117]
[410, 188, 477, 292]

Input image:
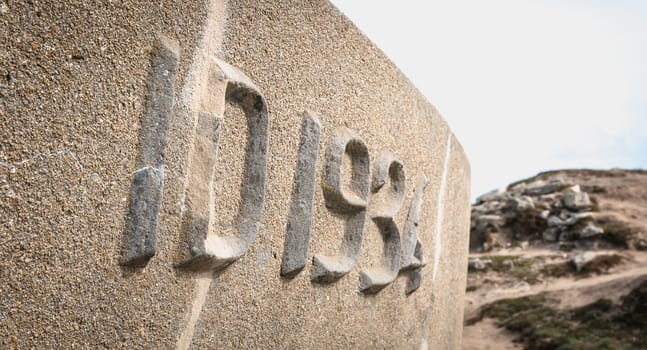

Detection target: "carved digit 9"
[359, 151, 404, 294]
[311, 128, 370, 283]
[177, 58, 269, 272]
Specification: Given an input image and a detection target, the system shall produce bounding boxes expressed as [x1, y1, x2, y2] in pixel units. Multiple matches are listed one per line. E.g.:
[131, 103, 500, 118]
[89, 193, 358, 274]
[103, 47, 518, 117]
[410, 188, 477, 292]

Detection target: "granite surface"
[0, 0, 471, 348]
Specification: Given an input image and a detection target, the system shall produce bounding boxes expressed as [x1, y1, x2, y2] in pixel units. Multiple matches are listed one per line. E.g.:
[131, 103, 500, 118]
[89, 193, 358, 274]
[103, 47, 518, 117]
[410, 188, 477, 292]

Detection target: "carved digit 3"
[359, 151, 404, 294]
[311, 127, 370, 283]
[177, 58, 269, 272]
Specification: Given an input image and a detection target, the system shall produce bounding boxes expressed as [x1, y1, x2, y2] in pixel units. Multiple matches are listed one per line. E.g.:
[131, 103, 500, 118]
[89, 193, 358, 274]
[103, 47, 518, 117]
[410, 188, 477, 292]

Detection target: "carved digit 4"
[311, 127, 370, 283]
[177, 58, 270, 272]
[359, 151, 404, 294]
[400, 174, 429, 294]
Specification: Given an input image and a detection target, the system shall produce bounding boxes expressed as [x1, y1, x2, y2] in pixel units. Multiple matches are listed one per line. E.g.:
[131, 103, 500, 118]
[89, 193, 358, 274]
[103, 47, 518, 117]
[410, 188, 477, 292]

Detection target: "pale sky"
[330, 0, 647, 200]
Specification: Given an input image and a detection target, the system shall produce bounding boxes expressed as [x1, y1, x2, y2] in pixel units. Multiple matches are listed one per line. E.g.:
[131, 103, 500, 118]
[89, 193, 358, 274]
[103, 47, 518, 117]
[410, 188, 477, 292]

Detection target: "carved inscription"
[359, 151, 404, 294]
[121, 45, 437, 295]
[122, 37, 179, 267]
[177, 58, 270, 272]
[311, 128, 370, 283]
[281, 112, 322, 278]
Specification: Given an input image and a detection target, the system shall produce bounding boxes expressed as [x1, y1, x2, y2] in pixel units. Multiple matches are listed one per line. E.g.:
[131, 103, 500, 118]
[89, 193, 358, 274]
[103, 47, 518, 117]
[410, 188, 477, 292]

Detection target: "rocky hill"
[462, 169, 647, 350]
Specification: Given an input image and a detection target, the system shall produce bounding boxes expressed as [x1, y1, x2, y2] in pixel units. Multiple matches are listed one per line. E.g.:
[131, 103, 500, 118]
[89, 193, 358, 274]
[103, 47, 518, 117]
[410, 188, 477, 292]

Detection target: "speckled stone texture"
[0, 0, 471, 349]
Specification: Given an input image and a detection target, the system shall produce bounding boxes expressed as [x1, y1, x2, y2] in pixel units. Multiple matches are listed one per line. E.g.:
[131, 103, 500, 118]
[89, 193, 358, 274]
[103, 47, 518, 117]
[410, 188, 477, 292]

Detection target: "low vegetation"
[504, 207, 549, 241]
[599, 220, 635, 248]
[576, 254, 622, 275]
[470, 255, 544, 284]
[468, 254, 620, 285]
[474, 282, 647, 349]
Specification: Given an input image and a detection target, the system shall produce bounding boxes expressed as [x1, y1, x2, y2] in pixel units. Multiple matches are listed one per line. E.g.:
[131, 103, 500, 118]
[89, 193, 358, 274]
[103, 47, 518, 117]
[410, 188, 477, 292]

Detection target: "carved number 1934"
[122, 39, 430, 295]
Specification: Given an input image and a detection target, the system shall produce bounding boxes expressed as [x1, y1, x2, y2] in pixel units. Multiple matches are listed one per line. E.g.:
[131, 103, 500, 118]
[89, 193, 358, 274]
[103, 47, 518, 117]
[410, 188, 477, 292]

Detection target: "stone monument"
[0, 0, 471, 348]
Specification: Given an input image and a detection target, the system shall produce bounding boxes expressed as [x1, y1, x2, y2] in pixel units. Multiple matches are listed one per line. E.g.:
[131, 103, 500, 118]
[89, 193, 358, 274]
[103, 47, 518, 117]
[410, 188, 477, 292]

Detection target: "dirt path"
[462, 318, 522, 350]
[465, 253, 647, 320]
[469, 248, 568, 259]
